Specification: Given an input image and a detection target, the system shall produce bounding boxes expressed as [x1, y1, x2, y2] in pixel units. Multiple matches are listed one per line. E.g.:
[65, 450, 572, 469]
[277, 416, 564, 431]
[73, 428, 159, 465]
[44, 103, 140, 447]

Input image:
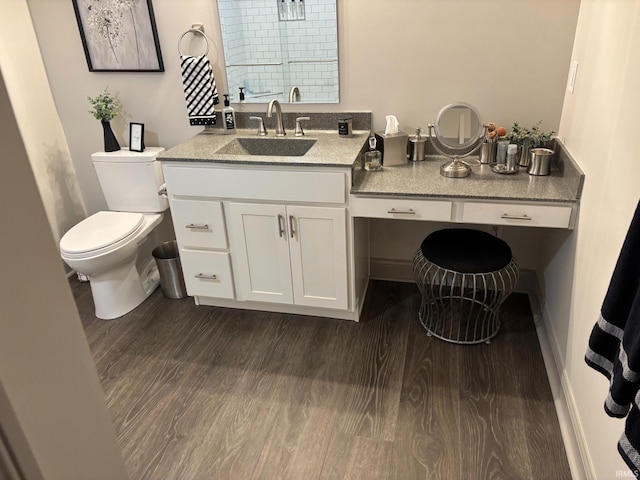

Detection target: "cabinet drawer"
[461, 202, 573, 228]
[163, 164, 346, 204]
[350, 196, 452, 221]
[180, 250, 235, 299]
[170, 199, 227, 249]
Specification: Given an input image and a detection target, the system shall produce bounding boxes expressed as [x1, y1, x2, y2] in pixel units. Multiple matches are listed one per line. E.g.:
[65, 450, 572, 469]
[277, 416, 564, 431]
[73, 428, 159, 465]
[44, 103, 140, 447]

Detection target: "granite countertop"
[159, 118, 584, 205]
[158, 128, 369, 167]
[351, 159, 574, 203]
[351, 139, 584, 204]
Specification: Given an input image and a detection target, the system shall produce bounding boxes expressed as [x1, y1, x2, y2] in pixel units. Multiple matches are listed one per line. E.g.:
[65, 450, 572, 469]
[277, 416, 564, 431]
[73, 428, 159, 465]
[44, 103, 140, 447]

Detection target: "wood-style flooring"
[71, 278, 572, 480]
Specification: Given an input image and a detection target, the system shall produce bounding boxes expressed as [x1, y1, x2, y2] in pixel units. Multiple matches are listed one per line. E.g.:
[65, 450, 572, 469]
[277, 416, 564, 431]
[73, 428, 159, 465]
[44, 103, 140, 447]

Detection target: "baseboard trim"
[370, 257, 413, 283]
[195, 296, 361, 322]
[370, 257, 541, 294]
[561, 367, 596, 480]
[370, 257, 593, 479]
[537, 298, 596, 480]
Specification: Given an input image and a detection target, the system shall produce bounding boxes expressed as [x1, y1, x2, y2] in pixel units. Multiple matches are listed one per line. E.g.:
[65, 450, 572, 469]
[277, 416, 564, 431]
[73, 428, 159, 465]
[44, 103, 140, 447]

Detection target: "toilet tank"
[92, 147, 168, 213]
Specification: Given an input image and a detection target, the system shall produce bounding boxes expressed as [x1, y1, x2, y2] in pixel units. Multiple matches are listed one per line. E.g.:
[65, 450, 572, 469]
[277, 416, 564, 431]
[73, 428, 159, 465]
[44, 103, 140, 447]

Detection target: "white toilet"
[60, 147, 169, 320]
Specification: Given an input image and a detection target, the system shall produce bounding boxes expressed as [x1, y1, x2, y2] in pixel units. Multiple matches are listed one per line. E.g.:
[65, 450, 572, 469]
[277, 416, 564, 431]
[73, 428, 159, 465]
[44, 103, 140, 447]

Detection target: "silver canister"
[407, 127, 427, 161]
[480, 141, 497, 164]
[518, 146, 532, 167]
[527, 148, 554, 176]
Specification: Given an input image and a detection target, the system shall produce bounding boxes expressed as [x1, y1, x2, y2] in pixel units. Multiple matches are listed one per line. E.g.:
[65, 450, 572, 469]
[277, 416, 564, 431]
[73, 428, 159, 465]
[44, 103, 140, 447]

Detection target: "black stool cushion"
[420, 228, 512, 273]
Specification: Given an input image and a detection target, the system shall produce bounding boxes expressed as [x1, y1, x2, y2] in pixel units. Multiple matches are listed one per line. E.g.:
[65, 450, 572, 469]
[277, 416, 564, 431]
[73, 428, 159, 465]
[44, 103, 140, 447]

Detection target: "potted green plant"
[508, 121, 555, 166]
[88, 87, 121, 152]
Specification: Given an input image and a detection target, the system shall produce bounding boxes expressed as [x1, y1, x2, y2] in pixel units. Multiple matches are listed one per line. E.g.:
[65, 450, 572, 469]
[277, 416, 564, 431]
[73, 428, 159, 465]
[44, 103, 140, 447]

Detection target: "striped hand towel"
[180, 55, 219, 126]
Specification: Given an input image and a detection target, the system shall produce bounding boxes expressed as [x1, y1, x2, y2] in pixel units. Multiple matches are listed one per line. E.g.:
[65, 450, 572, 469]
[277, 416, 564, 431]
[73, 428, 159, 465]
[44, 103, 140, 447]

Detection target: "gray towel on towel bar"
[180, 54, 219, 126]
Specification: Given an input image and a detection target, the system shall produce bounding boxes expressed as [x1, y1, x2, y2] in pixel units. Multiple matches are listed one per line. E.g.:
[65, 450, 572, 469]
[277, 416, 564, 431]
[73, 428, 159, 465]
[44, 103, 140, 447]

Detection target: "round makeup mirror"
[428, 102, 486, 178]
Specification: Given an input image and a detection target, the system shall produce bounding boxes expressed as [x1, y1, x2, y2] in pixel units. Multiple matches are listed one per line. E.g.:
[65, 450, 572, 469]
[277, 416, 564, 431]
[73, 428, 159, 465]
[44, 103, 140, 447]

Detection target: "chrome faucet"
[267, 99, 286, 136]
[289, 86, 301, 103]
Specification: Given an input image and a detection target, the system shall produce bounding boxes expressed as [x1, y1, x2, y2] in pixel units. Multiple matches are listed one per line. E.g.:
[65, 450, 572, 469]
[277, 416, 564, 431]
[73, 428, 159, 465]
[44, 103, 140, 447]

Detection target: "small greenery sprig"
[87, 86, 120, 122]
[508, 121, 555, 148]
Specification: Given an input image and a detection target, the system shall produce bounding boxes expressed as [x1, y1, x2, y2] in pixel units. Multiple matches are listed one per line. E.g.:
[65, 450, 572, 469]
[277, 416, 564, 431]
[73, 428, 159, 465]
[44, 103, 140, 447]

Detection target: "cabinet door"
[287, 206, 348, 310]
[229, 203, 293, 304]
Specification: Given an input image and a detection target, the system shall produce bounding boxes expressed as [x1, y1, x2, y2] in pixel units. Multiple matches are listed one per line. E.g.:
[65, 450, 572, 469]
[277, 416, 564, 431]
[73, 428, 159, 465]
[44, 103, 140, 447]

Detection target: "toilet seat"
[60, 211, 145, 258]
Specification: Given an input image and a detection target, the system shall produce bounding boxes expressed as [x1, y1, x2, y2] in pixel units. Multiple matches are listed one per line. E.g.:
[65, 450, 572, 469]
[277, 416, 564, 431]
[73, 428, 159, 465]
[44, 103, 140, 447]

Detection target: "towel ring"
[178, 28, 211, 56]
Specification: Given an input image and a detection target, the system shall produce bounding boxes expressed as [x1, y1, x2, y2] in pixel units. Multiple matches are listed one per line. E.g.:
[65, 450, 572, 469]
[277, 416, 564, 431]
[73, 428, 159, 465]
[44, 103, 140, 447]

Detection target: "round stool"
[412, 228, 519, 344]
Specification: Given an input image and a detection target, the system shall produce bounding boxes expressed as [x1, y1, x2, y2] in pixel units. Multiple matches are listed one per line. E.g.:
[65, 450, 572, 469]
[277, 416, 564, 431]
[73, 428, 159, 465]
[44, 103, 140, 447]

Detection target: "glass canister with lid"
[364, 136, 382, 171]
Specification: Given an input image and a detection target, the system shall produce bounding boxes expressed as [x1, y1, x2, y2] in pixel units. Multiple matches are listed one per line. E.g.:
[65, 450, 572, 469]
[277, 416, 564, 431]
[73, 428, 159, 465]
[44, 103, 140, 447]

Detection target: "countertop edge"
[348, 189, 581, 204]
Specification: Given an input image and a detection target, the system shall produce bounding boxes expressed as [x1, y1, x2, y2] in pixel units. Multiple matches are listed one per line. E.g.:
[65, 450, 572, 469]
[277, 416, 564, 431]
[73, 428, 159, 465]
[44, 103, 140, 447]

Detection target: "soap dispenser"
[222, 94, 236, 134]
[408, 127, 427, 162]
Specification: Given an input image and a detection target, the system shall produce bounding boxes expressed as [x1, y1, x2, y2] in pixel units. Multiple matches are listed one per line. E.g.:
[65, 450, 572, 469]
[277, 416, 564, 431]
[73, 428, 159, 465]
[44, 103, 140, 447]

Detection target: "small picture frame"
[129, 123, 145, 152]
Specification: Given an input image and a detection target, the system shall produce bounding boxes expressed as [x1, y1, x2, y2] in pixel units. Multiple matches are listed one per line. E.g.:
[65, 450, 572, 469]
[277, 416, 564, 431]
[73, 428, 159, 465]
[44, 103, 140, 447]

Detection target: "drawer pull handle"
[289, 215, 296, 238]
[387, 208, 416, 215]
[501, 214, 532, 221]
[195, 273, 217, 280]
[186, 223, 209, 230]
[277, 214, 285, 238]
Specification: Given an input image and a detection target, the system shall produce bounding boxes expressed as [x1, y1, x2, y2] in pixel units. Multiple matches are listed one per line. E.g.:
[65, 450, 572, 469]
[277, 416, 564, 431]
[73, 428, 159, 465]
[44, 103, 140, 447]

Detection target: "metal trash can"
[152, 241, 187, 299]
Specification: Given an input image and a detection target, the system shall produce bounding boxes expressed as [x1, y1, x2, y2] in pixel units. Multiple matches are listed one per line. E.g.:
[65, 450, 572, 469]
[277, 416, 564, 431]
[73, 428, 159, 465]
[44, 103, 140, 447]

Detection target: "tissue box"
[374, 131, 408, 166]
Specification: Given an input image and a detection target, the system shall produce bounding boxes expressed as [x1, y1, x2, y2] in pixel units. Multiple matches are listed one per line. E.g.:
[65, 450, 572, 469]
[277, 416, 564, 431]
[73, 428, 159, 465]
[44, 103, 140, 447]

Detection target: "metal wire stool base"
[413, 250, 519, 345]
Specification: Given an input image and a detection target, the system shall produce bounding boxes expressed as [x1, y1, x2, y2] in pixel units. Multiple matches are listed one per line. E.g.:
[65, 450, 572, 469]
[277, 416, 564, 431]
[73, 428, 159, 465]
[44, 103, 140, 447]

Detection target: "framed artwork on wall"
[72, 0, 164, 72]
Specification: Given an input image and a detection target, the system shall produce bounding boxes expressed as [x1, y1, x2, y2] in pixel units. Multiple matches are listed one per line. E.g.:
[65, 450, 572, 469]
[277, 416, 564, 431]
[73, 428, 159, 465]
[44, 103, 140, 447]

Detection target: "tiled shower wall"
[218, 0, 338, 103]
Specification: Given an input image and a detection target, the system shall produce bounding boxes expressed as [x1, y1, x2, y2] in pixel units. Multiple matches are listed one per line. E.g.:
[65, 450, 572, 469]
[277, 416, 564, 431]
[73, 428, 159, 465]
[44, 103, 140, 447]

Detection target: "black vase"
[101, 120, 120, 152]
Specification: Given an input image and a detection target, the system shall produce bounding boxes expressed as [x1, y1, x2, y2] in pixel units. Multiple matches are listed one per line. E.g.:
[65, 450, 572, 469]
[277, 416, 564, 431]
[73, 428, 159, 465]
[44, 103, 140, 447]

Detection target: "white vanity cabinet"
[229, 203, 348, 309]
[161, 162, 355, 320]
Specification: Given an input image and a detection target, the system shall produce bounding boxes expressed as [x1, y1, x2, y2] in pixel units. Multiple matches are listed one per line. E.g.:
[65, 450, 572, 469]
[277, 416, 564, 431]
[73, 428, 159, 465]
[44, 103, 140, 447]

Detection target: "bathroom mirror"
[429, 103, 485, 178]
[216, 0, 339, 104]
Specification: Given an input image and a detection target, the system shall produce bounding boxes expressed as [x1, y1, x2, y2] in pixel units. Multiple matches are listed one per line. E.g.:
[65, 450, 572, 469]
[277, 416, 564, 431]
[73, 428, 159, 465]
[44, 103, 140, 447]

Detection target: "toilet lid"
[60, 211, 144, 255]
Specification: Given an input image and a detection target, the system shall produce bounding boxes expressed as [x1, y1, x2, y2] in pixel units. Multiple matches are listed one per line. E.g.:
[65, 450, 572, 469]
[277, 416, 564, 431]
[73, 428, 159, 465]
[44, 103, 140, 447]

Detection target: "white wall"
[26, 0, 222, 214]
[26, 0, 579, 215]
[0, 0, 86, 243]
[546, 0, 640, 478]
[0, 70, 127, 480]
